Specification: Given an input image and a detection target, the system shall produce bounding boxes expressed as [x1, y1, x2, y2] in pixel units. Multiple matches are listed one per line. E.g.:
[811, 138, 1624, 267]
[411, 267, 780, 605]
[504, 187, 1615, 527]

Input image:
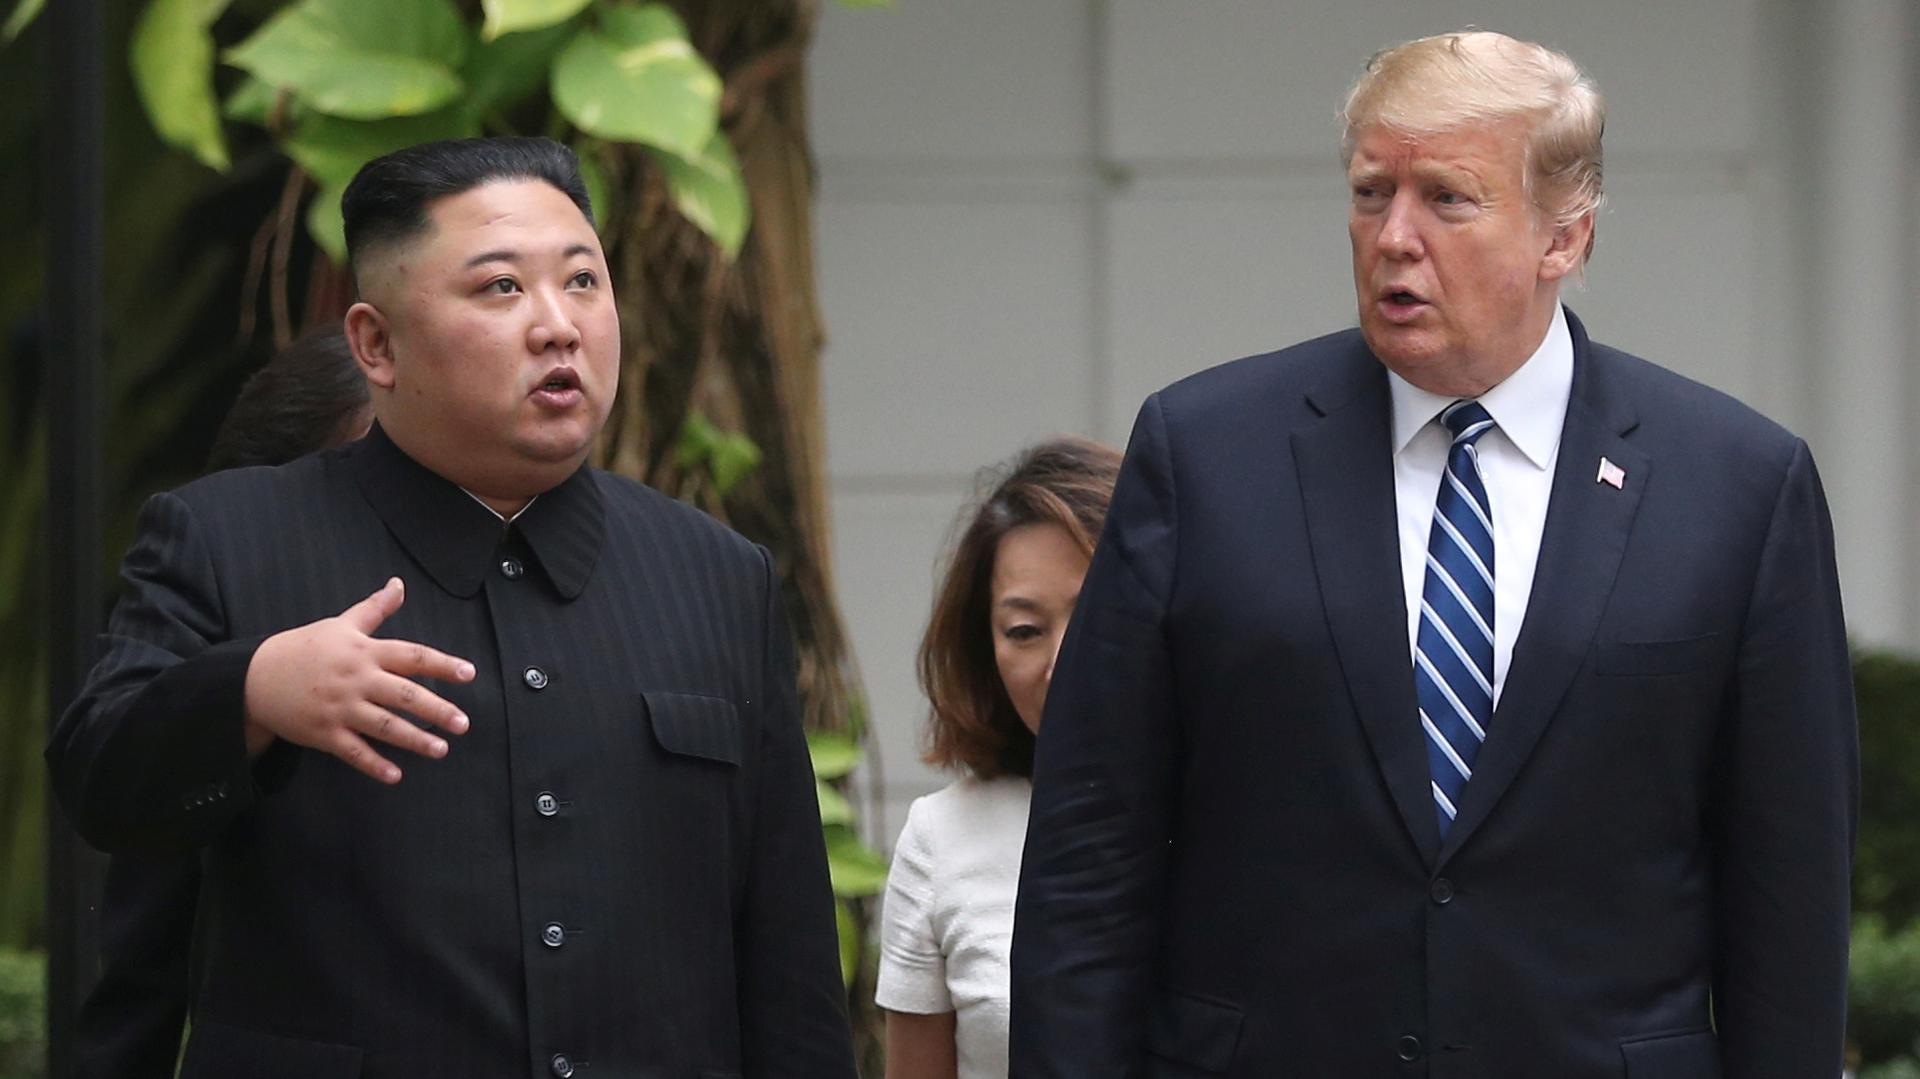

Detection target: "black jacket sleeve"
[734, 544, 858, 1078]
[46, 491, 267, 853]
[1010, 394, 1184, 1078]
[1710, 440, 1858, 1075]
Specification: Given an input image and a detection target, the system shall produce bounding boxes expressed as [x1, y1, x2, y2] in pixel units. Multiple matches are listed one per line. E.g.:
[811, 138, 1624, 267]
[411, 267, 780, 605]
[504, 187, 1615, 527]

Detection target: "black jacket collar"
[347, 424, 605, 600]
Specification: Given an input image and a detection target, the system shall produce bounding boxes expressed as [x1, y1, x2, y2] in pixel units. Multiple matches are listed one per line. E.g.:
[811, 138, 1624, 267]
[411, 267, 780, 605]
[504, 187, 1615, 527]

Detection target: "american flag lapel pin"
[1596, 457, 1626, 489]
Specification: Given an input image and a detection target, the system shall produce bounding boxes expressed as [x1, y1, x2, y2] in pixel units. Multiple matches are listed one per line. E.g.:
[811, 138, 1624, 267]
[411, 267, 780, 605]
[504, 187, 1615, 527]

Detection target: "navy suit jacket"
[1008, 311, 1857, 1078]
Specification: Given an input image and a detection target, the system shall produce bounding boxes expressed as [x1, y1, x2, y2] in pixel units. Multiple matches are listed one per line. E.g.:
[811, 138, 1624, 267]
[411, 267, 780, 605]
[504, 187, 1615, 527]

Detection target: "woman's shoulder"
[913, 773, 1030, 817]
[901, 774, 1032, 850]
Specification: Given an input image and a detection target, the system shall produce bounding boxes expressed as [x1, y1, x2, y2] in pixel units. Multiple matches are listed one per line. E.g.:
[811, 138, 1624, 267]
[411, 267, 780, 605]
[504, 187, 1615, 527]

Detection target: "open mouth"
[1382, 287, 1425, 306]
[535, 368, 581, 394]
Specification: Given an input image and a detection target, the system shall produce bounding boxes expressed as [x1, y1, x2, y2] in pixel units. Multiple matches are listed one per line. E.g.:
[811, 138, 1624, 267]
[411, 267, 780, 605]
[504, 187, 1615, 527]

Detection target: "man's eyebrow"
[563, 243, 594, 260]
[464, 249, 517, 269]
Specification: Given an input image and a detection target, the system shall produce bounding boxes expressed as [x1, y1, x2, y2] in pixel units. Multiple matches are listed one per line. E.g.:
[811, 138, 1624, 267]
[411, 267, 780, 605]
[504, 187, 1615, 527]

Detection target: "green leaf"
[306, 182, 348, 263]
[130, 0, 234, 170]
[808, 731, 863, 781]
[282, 108, 480, 190]
[647, 132, 749, 258]
[464, 19, 577, 116]
[834, 899, 860, 986]
[481, 0, 590, 41]
[673, 412, 722, 471]
[708, 431, 761, 496]
[824, 824, 890, 898]
[1, 0, 44, 44]
[224, 77, 289, 127]
[816, 780, 853, 828]
[549, 4, 720, 157]
[225, 0, 469, 121]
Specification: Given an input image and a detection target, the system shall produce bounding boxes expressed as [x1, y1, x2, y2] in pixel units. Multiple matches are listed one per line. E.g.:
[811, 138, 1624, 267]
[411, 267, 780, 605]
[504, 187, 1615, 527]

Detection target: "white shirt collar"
[1387, 303, 1573, 470]
[460, 487, 538, 526]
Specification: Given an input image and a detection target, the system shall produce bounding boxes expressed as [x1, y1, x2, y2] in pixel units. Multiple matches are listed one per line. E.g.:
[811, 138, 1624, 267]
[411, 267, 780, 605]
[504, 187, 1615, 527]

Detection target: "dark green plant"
[1851, 648, 1920, 1073]
[0, 948, 47, 1079]
[1857, 650, 1920, 931]
[1853, 916, 1920, 1069]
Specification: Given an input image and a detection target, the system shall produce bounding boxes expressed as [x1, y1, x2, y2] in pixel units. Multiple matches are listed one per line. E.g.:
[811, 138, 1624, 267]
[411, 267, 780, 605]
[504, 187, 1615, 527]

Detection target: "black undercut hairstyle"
[339, 136, 595, 288]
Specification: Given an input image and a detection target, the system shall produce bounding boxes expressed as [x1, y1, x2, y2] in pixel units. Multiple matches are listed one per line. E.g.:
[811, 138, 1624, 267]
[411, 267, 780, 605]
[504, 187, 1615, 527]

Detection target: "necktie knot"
[1441, 400, 1495, 446]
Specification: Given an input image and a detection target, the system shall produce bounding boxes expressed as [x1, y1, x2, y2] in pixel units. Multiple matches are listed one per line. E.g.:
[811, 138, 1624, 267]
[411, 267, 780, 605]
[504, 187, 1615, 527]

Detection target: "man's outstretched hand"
[243, 577, 476, 783]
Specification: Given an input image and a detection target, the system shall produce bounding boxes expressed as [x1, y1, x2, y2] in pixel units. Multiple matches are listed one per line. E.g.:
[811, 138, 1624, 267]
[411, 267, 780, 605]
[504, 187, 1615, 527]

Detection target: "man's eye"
[569, 270, 596, 289]
[486, 278, 519, 295]
[1434, 191, 1466, 206]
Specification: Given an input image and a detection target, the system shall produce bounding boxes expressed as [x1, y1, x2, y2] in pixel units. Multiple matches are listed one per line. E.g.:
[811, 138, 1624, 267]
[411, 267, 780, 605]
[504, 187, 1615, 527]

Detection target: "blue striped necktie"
[1417, 400, 1496, 836]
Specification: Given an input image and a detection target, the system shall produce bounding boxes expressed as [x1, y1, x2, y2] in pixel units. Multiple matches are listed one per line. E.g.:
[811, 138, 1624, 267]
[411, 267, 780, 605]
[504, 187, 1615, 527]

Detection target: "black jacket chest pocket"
[1593, 633, 1722, 677]
[644, 691, 742, 766]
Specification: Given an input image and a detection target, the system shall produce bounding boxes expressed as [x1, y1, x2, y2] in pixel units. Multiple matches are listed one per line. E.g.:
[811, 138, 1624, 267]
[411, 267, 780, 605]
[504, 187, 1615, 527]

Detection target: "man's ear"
[345, 301, 397, 390]
[1540, 212, 1595, 283]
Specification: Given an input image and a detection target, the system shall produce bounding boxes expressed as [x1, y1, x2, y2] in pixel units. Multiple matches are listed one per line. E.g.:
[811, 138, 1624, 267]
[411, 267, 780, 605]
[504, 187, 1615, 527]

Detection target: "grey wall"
[809, 0, 1920, 840]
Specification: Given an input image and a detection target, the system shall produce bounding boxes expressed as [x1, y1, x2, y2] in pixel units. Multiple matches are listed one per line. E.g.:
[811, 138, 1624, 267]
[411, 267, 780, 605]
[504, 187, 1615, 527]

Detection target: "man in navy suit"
[1009, 30, 1855, 1078]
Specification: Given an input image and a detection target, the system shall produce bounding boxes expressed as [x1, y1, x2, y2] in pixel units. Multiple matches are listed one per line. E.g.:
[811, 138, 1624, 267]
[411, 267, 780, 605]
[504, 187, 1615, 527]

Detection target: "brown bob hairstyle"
[917, 437, 1122, 779]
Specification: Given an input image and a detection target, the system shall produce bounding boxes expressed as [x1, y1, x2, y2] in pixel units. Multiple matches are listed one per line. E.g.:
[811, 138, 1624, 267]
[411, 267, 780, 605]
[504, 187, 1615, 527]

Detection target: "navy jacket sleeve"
[735, 545, 858, 1078]
[1711, 439, 1858, 1075]
[1009, 394, 1184, 1078]
[46, 491, 266, 852]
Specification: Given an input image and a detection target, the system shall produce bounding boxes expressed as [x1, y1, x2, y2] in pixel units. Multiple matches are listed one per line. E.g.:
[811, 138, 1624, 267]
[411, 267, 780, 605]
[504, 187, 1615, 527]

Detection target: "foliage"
[1852, 649, 1920, 1072]
[0, 949, 46, 1078]
[1857, 650, 1920, 931]
[1854, 916, 1920, 1069]
[808, 731, 887, 987]
[117, 0, 751, 259]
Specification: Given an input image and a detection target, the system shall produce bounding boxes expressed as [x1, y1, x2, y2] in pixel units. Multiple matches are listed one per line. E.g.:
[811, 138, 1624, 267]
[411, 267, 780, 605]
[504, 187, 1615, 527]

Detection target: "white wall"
[810, 0, 1920, 843]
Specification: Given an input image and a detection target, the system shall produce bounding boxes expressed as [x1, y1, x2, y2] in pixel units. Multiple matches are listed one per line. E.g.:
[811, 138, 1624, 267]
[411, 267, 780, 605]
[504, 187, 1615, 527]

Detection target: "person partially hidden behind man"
[73, 327, 372, 1078]
[1009, 30, 1856, 1079]
[49, 137, 856, 1079]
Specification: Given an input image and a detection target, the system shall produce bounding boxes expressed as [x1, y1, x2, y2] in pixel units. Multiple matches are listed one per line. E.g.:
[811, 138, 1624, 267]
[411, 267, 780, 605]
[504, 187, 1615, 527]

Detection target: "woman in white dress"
[876, 438, 1121, 1079]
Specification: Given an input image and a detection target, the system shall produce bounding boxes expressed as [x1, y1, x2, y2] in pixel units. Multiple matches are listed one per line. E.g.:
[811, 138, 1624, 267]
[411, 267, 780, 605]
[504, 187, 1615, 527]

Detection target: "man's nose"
[1376, 191, 1425, 260]
[527, 289, 582, 352]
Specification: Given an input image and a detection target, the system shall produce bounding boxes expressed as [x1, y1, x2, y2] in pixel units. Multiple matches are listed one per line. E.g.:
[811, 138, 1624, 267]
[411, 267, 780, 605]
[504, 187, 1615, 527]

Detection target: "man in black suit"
[73, 329, 371, 1078]
[49, 137, 856, 1078]
[1009, 31, 1855, 1079]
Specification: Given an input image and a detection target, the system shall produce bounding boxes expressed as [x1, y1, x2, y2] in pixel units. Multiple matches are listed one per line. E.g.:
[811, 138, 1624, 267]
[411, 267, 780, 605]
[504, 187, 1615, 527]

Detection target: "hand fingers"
[348, 701, 450, 760]
[366, 671, 470, 735]
[340, 577, 405, 634]
[328, 729, 403, 784]
[373, 637, 476, 686]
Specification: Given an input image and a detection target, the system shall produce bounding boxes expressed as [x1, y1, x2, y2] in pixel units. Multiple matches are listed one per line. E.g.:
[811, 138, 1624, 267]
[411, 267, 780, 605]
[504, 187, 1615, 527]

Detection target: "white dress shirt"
[1389, 305, 1573, 709]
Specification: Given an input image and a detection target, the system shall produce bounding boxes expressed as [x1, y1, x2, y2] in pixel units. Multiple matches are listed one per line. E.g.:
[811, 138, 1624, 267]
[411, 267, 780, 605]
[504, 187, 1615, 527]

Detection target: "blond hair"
[1341, 31, 1606, 259]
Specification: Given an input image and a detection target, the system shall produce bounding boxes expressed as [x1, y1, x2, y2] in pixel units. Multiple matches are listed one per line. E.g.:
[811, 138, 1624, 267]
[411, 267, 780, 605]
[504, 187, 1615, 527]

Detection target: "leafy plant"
[1852, 649, 1920, 1073]
[0, 948, 47, 1078]
[809, 729, 887, 985]
[1853, 916, 1920, 1070]
[115, 0, 750, 260]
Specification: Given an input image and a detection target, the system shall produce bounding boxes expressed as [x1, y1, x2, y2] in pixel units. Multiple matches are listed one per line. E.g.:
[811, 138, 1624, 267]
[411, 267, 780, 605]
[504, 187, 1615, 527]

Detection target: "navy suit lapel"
[1292, 348, 1441, 867]
[1439, 311, 1647, 863]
